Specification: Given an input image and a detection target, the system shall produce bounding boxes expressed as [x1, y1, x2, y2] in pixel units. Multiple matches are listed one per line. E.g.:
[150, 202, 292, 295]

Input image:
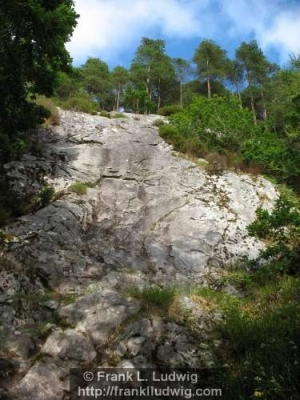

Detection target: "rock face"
[0, 110, 277, 399]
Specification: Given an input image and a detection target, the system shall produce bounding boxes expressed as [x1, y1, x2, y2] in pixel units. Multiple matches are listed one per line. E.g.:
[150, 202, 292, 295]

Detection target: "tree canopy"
[0, 0, 78, 159]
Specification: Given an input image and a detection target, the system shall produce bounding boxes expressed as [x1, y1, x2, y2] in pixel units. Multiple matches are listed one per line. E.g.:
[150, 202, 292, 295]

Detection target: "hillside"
[0, 110, 281, 399]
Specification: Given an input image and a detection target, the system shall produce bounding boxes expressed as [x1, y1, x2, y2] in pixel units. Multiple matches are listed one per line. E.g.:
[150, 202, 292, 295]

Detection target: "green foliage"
[68, 182, 88, 195]
[38, 185, 55, 207]
[195, 272, 300, 399]
[159, 124, 207, 157]
[193, 40, 229, 98]
[61, 94, 98, 114]
[130, 37, 176, 111]
[152, 119, 165, 127]
[35, 96, 60, 126]
[0, 0, 78, 160]
[99, 111, 111, 118]
[158, 104, 182, 116]
[248, 195, 300, 274]
[127, 286, 176, 309]
[169, 95, 254, 152]
[243, 131, 300, 183]
[111, 112, 127, 119]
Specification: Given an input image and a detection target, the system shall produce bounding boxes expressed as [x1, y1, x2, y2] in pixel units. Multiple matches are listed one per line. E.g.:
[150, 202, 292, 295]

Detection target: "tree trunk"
[180, 82, 183, 107]
[157, 77, 161, 112]
[116, 83, 121, 111]
[238, 92, 243, 109]
[250, 90, 257, 125]
[147, 65, 151, 100]
[261, 91, 267, 120]
[207, 78, 211, 98]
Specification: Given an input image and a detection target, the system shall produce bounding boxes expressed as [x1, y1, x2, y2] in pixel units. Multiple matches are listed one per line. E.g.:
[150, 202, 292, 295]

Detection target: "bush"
[61, 95, 98, 114]
[159, 124, 207, 157]
[68, 182, 88, 195]
[158, 104, 182, 116]
[243, 132, 300, 184]
[152, 119, 165, 127]
[248, 194, 300, 274]
[35, 96, 60, 126]
[205, 152, 228, 174]
[128, 286, 176, 309]
[111, 112, 127, 119]
[38, 185, 55, 207]
[195, 272, 300, 399]
[99, 111, 111, 118]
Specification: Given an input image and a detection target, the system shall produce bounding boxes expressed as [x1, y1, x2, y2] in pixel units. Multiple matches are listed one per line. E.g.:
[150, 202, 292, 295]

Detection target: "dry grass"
[35, 95, 60, 126]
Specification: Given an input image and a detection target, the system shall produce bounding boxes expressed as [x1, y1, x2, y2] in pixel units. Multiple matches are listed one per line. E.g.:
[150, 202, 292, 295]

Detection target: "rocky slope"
[0, 110, 277, 399]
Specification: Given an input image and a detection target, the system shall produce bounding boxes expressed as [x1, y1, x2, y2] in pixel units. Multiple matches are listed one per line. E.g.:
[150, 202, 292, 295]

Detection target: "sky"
[67, 0, 300, 69]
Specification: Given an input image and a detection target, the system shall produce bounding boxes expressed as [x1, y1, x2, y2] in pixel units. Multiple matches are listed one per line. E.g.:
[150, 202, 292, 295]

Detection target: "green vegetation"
[158, 93, 300, 186]
[37, 185, 55, 208]
[61, 94, 99, 114]
[68, 182, 89, 195]
[68, 181, 98, 195]
[34, 96, 60, 127]
[152, 119, 165, 127]
[0, 0, 78, 163]
[248, 194, 300, 274]
[192, 271, 300, 399]
[127, 286, 176, 310]
[111, 112, 127, 119]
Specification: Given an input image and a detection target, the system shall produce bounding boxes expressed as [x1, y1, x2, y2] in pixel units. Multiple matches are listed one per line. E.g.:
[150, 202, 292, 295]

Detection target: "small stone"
[126, 336, 145, 356]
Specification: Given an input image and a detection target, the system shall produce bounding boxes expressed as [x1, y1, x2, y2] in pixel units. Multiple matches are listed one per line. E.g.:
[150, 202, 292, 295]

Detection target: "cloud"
[67, 0, 209, 65]
[221, 0, 300, 62]
[262, 12, 300, 63]
[67, 0, 300, 67]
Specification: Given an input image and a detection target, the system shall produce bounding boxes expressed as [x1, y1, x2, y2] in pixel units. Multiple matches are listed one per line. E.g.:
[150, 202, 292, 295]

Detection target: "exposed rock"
[0, 110, 278, 399]
[41, 328, 97, 362]
[58, 290, 140, 348]
[11, 357, 72, 400]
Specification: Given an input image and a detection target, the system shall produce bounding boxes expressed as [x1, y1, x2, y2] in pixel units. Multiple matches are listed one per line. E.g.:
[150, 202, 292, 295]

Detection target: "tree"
[172, 58, 191, 107]
[193, 40, 229, 98]
[81, 58, 110, 99]
[130, 38, 175, 111]
[0, 0, 78, 153]
[227, 60, 244, 108]
[236, 41, 274, 123]
[111, 66, 129, 111]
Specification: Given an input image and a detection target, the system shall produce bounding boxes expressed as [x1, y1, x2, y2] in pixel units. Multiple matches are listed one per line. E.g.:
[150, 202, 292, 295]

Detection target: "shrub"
[99, 111, 111, 118]
[38, 185, 55, 207]
[127, 286, 176, 309]
[158, 104, 182, 116]
[62, 95, 98, 114]
[68, 182, 88, 195]
[205, 152, 228, 174]
[35, 96, 60, 126]
[248, 194, 300, 274]
[111, 112, 127, 119]
[152, 119, 165, 127]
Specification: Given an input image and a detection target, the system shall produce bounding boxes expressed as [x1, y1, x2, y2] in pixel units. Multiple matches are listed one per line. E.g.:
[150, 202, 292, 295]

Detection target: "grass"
[68, 182, 88, 195]
[192, 270, 300, 400]
[99, 110, 111, 118]
[112, 112, 127, 119]
[126, 286, 176, 310]
[35, 95, 60, 126]
[152, 118, 165, 127]
[68, 181, 99, 195]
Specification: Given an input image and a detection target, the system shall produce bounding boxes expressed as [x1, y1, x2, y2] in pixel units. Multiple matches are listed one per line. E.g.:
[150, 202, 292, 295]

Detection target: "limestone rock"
[41, 328, 97, 362]
[58, 290, 140, 348]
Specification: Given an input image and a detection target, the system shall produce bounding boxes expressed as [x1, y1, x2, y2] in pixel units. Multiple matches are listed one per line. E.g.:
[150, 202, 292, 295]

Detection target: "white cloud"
[221, 0, 300, 62]
[262, 12, 300, 63]
[67, 0, 300, 66]
[67, 0, 208, 65]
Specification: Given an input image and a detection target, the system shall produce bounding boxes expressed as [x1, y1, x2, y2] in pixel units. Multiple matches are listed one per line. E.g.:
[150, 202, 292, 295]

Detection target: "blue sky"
[67, 0, 300, 69]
